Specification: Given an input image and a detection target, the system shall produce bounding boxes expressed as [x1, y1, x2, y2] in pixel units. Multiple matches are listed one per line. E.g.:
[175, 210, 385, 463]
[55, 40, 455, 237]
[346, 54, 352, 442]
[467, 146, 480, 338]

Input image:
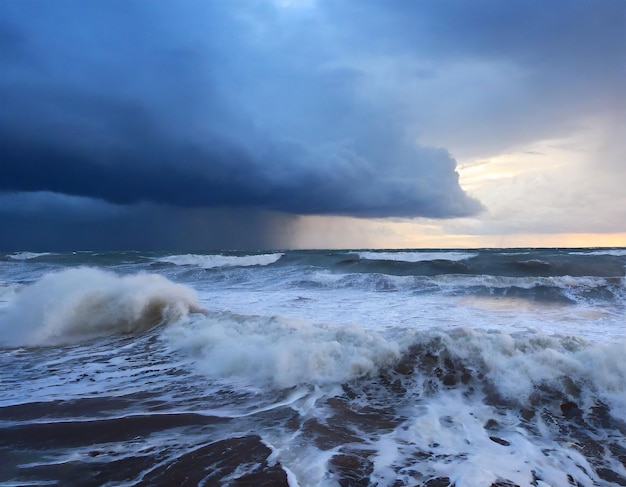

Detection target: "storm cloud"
[1, 0, 623, 250]
[0, 0, 482, 221]
[0, 192, 291, 251]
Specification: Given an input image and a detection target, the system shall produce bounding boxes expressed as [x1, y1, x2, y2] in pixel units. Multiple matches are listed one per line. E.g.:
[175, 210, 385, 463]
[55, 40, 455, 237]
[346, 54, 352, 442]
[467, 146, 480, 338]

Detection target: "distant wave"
[515, 258, 551, 268]
[296, 271, 623, 303]
[0, 268, 203, 346]
[431, 273, 614, 291]
[573, 249, 626, 257]
[431, 274, 624, 305]
[355, 251, 477, 263]
[7, 251, 52, 260]
[157, 253, 284, 269]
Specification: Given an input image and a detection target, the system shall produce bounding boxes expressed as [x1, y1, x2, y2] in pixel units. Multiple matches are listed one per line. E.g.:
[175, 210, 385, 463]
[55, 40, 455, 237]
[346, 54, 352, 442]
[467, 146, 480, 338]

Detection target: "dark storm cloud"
[0, 192, 292, 251]
[2, 0, 623, 251]
[0, 0, 482, 219]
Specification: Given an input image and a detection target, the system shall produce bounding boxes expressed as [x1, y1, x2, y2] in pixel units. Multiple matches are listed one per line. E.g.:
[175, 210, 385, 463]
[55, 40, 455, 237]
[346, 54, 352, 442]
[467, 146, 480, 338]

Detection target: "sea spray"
[0, 267, 202, 346]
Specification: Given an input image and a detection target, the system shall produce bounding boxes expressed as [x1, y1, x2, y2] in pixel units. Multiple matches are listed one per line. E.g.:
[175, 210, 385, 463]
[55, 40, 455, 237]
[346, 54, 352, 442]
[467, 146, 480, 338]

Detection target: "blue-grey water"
[1, 248, 625, 486]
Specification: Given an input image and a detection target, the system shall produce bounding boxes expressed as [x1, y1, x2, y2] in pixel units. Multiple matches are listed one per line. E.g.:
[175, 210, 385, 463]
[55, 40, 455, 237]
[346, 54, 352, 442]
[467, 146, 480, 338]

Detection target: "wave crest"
[165, 313, 402, 389]
[7, 251, 52, 260]
[0, 268, 202, 346]
[393, 329, 626, 414]
[355, 251, 477, 263]
[156, 253, 283, 269]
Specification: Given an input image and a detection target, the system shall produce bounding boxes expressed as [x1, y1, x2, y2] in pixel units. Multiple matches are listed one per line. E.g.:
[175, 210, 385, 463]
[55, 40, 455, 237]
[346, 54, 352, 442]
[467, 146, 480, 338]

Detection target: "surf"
[0, 267, 203, 347]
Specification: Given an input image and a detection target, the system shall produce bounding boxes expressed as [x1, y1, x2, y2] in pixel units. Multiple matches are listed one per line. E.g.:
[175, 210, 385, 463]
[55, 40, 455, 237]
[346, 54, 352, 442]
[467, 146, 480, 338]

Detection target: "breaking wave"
[164, 313, 626, 416]
[394, 328, 626, 413]
[296, 271, 624, 304]
[355, 251, 477, 263]
[572, 249, 626, 257]
[156, 253, 284, 269]
[164, 313, 402, 389]
[6, 251, 52, 261]
[0, 268, 202, 347]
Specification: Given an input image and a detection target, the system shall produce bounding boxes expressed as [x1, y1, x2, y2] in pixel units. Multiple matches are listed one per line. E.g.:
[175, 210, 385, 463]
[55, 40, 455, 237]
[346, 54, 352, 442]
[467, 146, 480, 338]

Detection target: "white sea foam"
[157, 253, 283, 269]
[370, 390, 603, 487]
[0, 282, 21, 305]
[423, 328, 626, 414]
[165, 313, 626, 411]
[571, 249, 626, 257]
[0, 268, 202, 346]
[8, 251, 51, 260]
[356, 251, 477, 263]
[256, 327, 626, 486]
[164, 313, 402, 389]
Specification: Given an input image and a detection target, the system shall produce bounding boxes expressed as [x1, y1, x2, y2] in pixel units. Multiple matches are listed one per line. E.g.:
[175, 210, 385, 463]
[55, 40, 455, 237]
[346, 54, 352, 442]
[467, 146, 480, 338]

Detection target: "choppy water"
[1, 248, 625, 486]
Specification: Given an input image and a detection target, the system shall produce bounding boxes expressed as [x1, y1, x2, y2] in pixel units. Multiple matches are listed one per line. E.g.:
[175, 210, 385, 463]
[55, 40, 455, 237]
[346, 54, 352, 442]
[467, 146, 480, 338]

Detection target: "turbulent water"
[1, 248, 625, 487]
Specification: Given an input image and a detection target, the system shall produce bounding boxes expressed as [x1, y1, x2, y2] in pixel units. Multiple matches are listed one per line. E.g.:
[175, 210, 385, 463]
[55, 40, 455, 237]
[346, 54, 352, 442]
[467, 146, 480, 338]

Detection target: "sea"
[0, 248, 625, 487]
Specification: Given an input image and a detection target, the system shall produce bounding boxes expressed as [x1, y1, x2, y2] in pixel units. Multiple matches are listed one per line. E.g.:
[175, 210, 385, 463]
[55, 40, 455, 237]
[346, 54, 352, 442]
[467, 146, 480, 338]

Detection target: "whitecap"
[163, 312, 402, 389]
[157, 253, 284, 269]
[8, 251, 52, 260]
[0, 268, 203, 346]
[356, 251, 477, 263]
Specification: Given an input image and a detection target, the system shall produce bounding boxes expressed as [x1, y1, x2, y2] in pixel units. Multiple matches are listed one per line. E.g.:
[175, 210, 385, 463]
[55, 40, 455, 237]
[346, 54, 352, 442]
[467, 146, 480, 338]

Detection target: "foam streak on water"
[1, 248, 625, 486]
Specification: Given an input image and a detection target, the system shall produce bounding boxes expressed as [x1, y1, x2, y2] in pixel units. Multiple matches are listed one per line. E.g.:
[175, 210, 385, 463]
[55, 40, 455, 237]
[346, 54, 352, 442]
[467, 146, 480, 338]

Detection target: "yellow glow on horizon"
[395, 232, 626, 249]
[288, 215, 626, 249]
[289, 123, 624, 250]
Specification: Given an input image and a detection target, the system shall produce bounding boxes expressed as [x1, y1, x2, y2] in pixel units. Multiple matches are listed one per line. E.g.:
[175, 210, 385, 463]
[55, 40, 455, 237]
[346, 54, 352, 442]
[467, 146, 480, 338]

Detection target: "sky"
[1, 0, 625, 250]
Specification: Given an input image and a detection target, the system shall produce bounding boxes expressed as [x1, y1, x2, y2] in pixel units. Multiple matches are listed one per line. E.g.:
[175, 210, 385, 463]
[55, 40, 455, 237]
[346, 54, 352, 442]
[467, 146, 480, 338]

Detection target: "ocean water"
[0, 248, 625, 487]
